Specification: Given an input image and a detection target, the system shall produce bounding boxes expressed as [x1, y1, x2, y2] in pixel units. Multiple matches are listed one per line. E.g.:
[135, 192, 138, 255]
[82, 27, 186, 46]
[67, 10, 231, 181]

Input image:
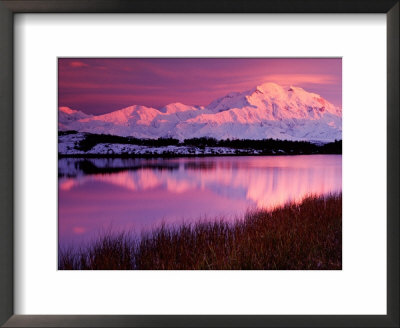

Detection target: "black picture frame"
[0, 1, 398, 327]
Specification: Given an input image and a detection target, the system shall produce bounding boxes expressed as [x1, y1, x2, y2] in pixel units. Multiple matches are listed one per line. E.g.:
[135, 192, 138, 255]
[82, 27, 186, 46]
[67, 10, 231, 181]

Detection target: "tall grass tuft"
[59, 193, 342, 270]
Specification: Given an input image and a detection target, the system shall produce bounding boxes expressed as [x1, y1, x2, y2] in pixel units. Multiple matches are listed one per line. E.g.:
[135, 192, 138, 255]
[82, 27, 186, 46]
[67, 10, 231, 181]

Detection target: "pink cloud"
[73, 226, 86, 234]
[261, 74, 337, 86]
[58, 58, 342, 114]
[69, 61, 88, 68]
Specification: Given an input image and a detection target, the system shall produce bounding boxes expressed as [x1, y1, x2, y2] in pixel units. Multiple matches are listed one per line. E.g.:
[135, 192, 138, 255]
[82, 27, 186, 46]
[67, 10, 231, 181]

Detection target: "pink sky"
[58, 58, 342, 115]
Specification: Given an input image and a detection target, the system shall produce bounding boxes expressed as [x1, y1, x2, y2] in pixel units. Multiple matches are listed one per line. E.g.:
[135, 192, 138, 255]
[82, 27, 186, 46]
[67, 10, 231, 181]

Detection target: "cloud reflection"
[58, 156, 341, 247]
[59, 156, 341, 209]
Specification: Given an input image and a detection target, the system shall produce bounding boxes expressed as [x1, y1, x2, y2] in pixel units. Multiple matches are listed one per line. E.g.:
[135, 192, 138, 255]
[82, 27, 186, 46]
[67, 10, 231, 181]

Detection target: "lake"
[58, 155, 342, 248]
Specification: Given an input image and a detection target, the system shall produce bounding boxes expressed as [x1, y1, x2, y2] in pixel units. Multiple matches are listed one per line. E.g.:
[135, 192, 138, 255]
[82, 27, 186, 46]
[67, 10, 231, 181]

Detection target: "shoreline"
[58, 132, 342, 158]
[59, 193, 342, 270]
[58, 152, 342, 159]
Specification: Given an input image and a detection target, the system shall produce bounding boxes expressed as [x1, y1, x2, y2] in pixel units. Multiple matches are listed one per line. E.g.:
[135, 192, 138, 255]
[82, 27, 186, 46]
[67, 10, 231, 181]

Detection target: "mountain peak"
[253, 82, 309, 97]
[59, 106, 79, 114]
[58, 106, 92, 129]
[256, 82, 284, 93]
[160, 102, 201, 114]
[58, 106, 91, 118]
[59, 82, 342, 142]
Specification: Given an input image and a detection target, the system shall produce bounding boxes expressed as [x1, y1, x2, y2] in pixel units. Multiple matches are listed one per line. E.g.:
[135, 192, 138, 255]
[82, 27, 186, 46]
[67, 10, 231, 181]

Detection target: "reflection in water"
[58, 155, 342, 247]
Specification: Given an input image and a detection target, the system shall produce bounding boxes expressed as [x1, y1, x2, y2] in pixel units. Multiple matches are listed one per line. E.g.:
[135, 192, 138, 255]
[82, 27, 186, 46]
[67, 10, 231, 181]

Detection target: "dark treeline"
[184, 137, 341, 154]
[73, 133, 180, 152]
[58, 159, 180, 177]
[59, 131, 341, 155]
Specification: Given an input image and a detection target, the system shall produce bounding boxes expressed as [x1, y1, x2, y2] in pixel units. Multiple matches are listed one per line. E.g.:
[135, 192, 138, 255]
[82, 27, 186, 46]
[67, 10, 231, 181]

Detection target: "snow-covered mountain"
[59, 107, 93, 130]
[59, 82, 342, 142]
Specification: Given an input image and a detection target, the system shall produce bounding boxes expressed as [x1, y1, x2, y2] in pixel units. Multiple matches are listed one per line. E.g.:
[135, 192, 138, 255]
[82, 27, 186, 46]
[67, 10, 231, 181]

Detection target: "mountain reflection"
[58, 156, 341, 247]
[59, 156, 341, 208]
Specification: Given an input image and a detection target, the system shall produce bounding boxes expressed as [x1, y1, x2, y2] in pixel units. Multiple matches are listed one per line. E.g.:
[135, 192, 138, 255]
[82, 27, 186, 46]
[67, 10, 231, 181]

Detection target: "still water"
[58, 155, 342, 248]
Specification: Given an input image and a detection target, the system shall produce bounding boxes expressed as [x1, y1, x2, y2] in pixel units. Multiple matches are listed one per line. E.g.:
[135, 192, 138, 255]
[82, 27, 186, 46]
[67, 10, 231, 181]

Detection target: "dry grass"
[59, 193, 342, 270]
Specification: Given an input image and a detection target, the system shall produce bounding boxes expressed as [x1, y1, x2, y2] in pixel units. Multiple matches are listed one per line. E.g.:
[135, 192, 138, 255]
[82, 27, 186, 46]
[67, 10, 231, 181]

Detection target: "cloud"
[73, 226, 86, 234]
[69, 61, 88, 68]
[261, 74, 337, 86]
[58, 58, 342, 114]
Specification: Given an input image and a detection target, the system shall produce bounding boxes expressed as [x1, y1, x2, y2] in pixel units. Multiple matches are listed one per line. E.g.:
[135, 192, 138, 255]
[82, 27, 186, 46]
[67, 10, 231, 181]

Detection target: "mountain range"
[59, 82, 342, 142]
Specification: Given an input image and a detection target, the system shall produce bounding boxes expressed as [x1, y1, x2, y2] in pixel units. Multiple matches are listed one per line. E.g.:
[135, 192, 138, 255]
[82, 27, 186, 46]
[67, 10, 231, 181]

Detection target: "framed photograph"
[0, 0, 398, 327]
[57, 57, 343, 271]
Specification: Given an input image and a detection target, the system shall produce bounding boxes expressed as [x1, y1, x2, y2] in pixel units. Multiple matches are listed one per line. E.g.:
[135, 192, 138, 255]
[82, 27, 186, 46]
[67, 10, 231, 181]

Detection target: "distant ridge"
[59, 82, 342, 142]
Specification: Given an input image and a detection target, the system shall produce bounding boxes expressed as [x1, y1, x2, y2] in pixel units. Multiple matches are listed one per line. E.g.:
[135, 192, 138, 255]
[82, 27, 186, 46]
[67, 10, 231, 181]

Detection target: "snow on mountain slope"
[59, 82, 342, 142]
[63, 105, 161, 138]
[207, 82, 341, 119]
[58, 107, 92, 130]
[159, 102, 204, 114]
